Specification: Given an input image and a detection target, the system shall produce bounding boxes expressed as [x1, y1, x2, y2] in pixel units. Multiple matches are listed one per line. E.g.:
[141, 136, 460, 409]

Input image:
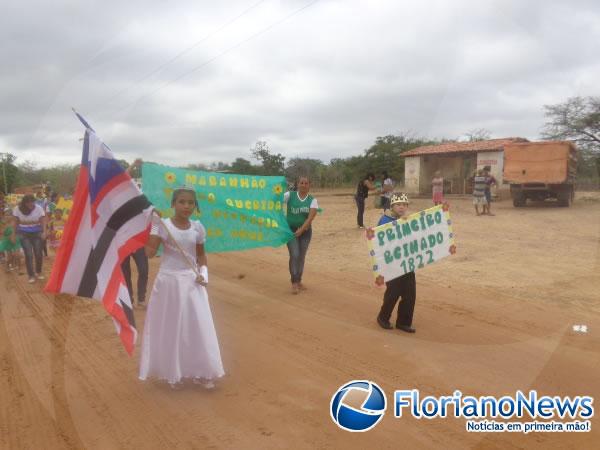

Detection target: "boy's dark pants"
[378, 272, 416, 327]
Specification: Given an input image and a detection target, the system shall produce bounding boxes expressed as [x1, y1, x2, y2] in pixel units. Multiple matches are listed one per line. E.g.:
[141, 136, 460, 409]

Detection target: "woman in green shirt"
[284, 176, 318, 295]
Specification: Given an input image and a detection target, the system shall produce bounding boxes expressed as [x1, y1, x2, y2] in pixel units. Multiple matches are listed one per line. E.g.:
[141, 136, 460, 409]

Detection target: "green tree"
[251, 141, 285, 176]
[285, 157, 325, 186]
[0, 153, 19, 194]
[541, 96, 600, 181]
[230, 158, 256, 175]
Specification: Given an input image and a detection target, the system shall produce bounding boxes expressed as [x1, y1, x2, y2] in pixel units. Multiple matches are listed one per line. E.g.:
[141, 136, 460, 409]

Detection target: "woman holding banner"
[284, 176, 318, 295]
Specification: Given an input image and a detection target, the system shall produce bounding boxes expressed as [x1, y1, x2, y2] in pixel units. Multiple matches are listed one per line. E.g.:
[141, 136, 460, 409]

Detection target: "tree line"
[1, 96, 599, 194]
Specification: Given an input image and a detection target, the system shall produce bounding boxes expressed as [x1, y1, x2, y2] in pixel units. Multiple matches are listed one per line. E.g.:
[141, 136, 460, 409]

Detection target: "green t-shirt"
[286, 192, 315, 229]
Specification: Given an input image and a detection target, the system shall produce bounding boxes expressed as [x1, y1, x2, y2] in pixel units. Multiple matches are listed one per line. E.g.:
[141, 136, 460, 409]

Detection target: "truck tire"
[513, 193, 526, 207]
[557, 188, 572, 207]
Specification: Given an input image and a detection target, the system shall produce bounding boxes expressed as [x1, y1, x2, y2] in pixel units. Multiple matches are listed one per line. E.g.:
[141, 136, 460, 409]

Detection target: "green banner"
[142, 163, 294, 253]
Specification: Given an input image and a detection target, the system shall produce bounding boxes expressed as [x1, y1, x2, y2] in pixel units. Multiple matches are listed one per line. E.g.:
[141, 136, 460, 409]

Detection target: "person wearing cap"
[376, 192, 417, 333]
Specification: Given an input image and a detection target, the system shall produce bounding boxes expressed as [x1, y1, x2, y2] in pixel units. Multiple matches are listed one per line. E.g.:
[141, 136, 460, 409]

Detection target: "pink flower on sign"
[442, 202, 450, 212]
[449, 245, 457, 255]
[375, 275, 385, 286]
[366, 228, 375, 240]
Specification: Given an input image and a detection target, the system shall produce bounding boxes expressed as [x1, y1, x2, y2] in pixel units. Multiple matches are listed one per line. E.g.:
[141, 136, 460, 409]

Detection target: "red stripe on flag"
[45, 166, 90, 293]
[91, 172, 132, 227]
[102, 226, 151, 355]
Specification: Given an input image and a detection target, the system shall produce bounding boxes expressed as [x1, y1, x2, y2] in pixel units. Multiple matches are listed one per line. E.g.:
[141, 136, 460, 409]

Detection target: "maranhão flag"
[45, 111, 153, 355]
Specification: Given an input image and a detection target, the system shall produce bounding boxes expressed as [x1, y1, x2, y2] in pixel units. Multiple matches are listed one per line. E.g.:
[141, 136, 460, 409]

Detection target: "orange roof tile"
[401, 137, 529, 157]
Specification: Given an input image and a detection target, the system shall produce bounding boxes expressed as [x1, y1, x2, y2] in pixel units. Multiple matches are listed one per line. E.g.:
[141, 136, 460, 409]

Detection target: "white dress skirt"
[139, 218, 224, 384]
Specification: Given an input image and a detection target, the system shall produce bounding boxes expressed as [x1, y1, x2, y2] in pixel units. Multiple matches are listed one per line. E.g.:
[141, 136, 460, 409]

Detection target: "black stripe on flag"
[77, 195, 151, 298]
[119, 296, 136, 329]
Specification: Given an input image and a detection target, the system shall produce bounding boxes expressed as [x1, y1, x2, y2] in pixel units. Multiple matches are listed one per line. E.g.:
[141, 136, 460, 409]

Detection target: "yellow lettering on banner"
[229, 178, 238, 188]
[258, 179, 266, 189]
[271, 219, 278, 228]
[258, 232, 263, 241]
[185, 174, 197, 185]
[199, 176, 206, 186]
[235, 200, 243, 209]
[240, 214, 247, 223]
[208, 193, 216, 203]
[268, 201, 274, 210]
[275, 202, 281, 211]
[241, 178, 249, 188]
[212, 210, 221, 219]
[253, 200, 260, 210]
[257, 217, 264, 226]
[230, 212, 237, 220]
[251, 179, 258, 189]
[209, 176, 217, 187]
[219, 177, 227, 187]
[249, 232, 256, 240]
[226, 198, 234, 207]
[245, 200, 252, 210]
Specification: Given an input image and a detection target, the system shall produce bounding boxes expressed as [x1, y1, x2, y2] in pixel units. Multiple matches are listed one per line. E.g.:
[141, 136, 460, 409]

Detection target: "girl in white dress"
[139, 187, 224, 389]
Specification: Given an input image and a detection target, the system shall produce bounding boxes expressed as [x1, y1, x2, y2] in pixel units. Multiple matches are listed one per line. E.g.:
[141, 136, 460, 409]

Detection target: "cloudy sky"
[2, 0, 600, 168]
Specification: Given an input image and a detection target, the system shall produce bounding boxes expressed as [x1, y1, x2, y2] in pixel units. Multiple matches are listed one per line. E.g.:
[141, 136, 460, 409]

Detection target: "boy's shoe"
[28, 277, 36, 284]
[396, 325, 416, 333]
[377, 317, 393, 330]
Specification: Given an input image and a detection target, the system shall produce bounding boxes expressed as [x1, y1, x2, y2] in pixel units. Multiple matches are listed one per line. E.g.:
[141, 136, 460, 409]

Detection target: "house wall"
[404, 156, 420, 194]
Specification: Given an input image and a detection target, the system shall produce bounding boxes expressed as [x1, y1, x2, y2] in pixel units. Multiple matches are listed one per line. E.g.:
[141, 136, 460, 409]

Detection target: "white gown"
[139, 218, 224, 384]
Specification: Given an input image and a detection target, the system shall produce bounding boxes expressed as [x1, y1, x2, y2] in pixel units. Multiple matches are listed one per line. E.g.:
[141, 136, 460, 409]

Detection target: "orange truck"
[503, 141, 577, 207]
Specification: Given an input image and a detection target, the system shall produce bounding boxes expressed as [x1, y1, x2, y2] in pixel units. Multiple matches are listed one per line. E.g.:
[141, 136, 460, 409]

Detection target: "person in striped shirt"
[472, 169, 488, 216]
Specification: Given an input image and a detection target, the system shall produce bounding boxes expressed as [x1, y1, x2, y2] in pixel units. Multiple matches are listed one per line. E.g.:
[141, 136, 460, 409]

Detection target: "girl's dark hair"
[170, 187, 199, 209]
[366, 173, 375, 181]
[19, 194, 36, 215]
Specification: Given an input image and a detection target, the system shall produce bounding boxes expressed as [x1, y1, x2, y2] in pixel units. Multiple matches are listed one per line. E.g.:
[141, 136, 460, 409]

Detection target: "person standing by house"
[483, 165, 497, 216]
[355, 173, 377, 228]
[284, 176, 318, 295]
[472, 169, 488, 216]
[431, 171, 444, 205]
[380, 171, 394, 210]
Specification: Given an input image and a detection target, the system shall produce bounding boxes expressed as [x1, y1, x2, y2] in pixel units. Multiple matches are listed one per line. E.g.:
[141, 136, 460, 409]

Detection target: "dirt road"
[1, 191, 599, 449]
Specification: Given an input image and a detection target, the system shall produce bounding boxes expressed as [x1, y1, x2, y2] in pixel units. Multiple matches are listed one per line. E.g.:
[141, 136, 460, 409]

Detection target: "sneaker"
[28, 277, 36, 284]
[396, 325, 416, 333]
[36, 274, 45, 280]
[377, 317, 393, 330]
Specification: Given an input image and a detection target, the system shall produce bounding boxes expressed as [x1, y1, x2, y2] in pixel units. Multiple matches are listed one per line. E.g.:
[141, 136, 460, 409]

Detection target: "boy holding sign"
[376, 192, 417, 333]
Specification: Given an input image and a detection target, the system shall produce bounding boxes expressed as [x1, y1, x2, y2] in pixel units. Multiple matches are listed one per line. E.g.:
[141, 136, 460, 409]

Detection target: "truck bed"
[503, 142, 576, 184]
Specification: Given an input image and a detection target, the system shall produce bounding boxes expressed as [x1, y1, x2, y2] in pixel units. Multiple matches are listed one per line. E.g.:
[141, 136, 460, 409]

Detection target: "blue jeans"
[287, 227, 312, 284]
[19, 232, 43, 277]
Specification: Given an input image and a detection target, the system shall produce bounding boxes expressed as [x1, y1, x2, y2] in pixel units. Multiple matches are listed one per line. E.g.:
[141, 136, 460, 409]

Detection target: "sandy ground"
[1, 190, 599, 449]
